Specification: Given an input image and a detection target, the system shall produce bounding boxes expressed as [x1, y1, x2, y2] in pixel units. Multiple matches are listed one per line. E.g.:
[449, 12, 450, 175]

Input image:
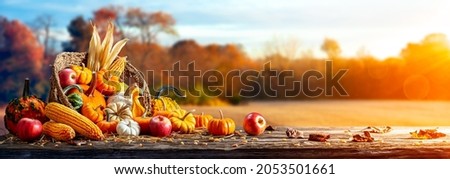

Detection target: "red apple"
[16, 118, 43, 142]
[243, 112, 267, 136]
[58, 68, 77, 88]
[149, 115, 172, 137]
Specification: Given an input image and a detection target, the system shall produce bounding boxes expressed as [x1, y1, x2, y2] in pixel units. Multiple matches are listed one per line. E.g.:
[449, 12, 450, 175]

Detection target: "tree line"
[1, 6, 450, 106]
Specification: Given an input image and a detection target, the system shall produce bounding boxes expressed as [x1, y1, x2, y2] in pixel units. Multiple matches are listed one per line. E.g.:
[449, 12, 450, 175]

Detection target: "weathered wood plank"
[1, 127, 450, 158]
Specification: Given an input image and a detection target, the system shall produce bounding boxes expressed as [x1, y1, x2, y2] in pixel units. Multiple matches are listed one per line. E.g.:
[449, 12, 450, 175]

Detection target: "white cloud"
[3, 0, 449, 59]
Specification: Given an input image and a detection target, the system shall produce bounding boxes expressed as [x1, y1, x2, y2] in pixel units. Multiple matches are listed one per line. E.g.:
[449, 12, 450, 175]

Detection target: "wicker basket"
[48, 52, 152, 113]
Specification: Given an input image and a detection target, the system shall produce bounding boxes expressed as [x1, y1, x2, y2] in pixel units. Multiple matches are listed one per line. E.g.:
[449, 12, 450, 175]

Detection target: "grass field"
[2, 100, 450, 136]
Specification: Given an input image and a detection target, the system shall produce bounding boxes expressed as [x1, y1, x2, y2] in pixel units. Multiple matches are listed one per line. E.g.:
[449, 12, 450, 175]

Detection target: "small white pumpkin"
[104, 102, 133, 122]
[116, 118, 140, 136]
[107, 92, 132, 106]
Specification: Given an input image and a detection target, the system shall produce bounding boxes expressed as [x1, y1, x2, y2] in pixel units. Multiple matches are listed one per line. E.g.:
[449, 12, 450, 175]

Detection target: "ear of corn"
[87, 21, 128, 72]
[45, 102, 104, 140]
[109, 56, 127, 76]
[43, 121, 76, 141]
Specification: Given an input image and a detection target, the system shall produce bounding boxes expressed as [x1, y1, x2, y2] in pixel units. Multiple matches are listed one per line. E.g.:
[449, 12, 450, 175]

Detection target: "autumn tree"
[321, 38, 341, 59]
[401, 33, 450, 66]
[0, 17, 47, 105]
[92, 6, 124, 40]
[125, 9, 177, 44]
[263, 36, 301, 60]
[62, 16, 90, 52]
[31, 14, 55, 58]
[400, 33, 450, 99]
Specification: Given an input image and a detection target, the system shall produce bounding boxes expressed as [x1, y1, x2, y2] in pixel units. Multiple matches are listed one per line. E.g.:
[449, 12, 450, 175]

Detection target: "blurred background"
[1, 1, 450, 128]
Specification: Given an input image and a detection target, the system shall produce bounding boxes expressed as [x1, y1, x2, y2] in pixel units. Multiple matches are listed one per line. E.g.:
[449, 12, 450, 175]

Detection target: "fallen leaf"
[265, 125, 276, 131]
[352, 131, 374, 142]
[308, 133, 330, 142]
[362, 126, 392, 133]
[286, 128, 304, 138]
[410, 129, 446, 139]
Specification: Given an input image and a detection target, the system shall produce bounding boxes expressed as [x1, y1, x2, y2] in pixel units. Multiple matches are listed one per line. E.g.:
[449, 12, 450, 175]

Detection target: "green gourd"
[67, 93, 83, 110]
[63, 84, 84, 110]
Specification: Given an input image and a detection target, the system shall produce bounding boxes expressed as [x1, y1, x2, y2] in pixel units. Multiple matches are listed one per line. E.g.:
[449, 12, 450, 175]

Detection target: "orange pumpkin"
[96, 111, 119, 133]
[170, 110, 196, 134]
[71, 63, 92, 85]
[208, 110, 235, 136]
[194, 112, 212, 128]
[81, 103, 104, 124]
[96, 69, 120, 96]
[133, 116, 152, 135]
[74, 72, 106, 109]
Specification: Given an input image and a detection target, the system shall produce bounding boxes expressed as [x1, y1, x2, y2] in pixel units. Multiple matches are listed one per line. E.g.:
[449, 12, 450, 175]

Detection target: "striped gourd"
[43, 121, 76, 141]
[151, 96, 182, 115]
[45, 102, 104, 140]
[108, 56, 126, 76]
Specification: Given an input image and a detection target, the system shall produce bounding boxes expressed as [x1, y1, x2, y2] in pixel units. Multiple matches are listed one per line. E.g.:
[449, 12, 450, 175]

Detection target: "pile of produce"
[2, 22, 269, 143]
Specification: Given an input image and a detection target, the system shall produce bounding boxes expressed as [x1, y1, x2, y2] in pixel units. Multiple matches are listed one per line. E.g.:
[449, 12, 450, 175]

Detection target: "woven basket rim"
[48, 52, 152, 114]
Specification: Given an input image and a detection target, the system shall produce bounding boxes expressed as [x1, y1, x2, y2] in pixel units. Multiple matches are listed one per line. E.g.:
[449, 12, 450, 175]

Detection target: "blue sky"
[1, 0, 449, 59]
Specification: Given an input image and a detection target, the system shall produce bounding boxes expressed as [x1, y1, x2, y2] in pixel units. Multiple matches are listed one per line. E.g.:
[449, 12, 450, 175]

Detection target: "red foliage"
[0, 17, 46, 105]
[1, 19, 44, 73]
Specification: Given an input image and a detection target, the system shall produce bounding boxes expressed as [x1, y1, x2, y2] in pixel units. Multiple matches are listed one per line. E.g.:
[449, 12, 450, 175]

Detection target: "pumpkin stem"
[86, 72, 97, 97]
[63, 84, 84, 95]
[219, 110, 224, 120]
[105, 110, 111, 122]
[182, 111, 192, 120]
[23, 78, 30, 98]
[94, 105, 103, 111]
[81, 63, 86, 71]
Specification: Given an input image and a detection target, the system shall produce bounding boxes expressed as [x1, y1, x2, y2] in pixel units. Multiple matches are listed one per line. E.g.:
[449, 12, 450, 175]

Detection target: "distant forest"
[1, 6, 450, 106]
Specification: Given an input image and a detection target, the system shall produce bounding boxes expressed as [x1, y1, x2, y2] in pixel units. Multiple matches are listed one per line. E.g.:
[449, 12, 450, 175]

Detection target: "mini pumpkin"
[81, 103, 104, 124]
[4, 78, 48, 135]
[107, 92, 132, 106]
[67, 72, 106, 109]
[208, 110, 235, 136]
[71, 63, 92, 85]
[104, 102, 132, 122]
[116, 118, 140, 136]
[133, 115, 152, 135]
[194, 112, 213, 128]
[96, 69, 120, 96]
[170, 110, 196, 134]
[96, 111, 119, 134]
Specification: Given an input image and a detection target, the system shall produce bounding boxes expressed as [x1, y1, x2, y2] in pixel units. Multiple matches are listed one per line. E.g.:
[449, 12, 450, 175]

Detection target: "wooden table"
[1, 127, 450, 159]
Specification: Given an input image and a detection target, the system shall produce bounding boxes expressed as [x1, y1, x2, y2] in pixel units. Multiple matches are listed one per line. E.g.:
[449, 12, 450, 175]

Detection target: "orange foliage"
[0, 17, 47, 104]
